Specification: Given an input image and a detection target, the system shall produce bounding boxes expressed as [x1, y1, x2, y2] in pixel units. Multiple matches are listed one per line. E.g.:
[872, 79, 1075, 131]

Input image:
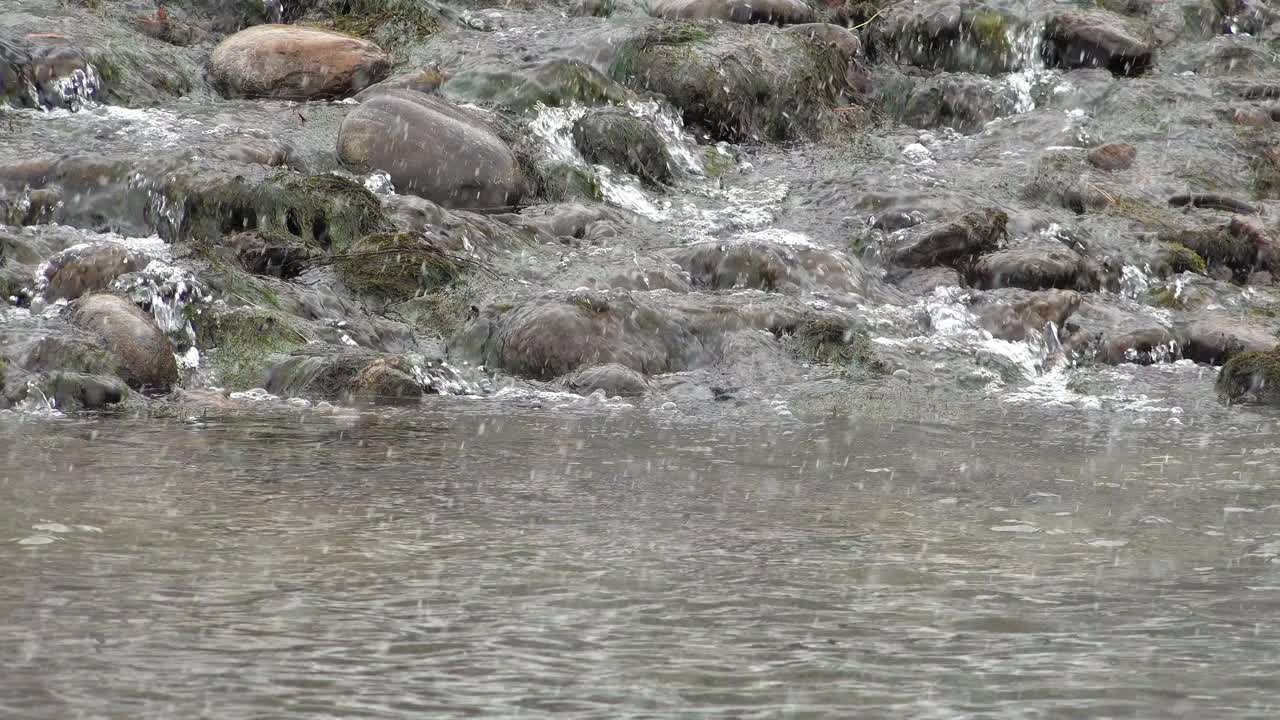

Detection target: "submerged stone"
[647, 0, 815, 25]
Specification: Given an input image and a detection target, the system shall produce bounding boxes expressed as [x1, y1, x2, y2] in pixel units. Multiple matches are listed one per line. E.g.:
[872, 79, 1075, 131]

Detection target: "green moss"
[1148, 286, 1181, 308]
[1217, 348, 1280, 404]
[966, 11, 1013, 58]
[609, 21, 713, 84]
[1161, 242, 1207, 275]
[702, 146, 735, 178]
[311, 0, 440, 46]
[172, 172, 388, 253]
[443, 60, 630, 112]
[336, 231, 464, 303]
[529, 163, 604, 203]
[1105, 195, 1183, 230]
[794, 317, 889, 375]
[192, 307, 307, 390]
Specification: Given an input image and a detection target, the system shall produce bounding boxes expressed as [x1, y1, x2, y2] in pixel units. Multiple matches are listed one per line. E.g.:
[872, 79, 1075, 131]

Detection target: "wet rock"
[791, 316, 889, 374]
[887, 266, 963, 295]
[218, 231, 319, 279]
[871, 3, 1030, 75]
[1024, 151, 1112, 214]
[1180, 314, 1277, 364]
[610, 22, 858, 142]
[647, 0, 814, 24]
[209, 25, 391, 101]
[1168, 193, 1258, 215]
[451, 290, 706, 380]
[975, 289, 1082, 341]
[336, 231, 469, 304]
[564, 363, 651, 397]
[354, 66, 449, 100]
[0, 35, 101, 110]
[1100, 327, 1183, 364]
[973, 242, 1099, 291]
[898, 73, 1017, 134]
[783, 23, 861, 57]
[1217, 347, 1280, 404]
[673, 240, 865, 293]
[1, 187, 62, 226]
[1160, 216, 1279, 278]
[219, 137, 302, 170]
[880, 207, 1008, 271]
[191, 306, 306, 390]
[175, 172, 388, 252]
[42, 372, 129, 411]
[570, 0, 616, 16]
[441, 59, 629, 111]
[1087, 143, 1137, 171]
[69, 293, 177, 391]
[264, 347, 462, 403]
[174, 0, 283, 31]
[1042, 10, 1156, 76]
[132, 9, 208, 46]
[571, 108, 674, 187]
[337, 90, 523, 210]
[42, 243, 149, 302]
[608, 266, 694, 292]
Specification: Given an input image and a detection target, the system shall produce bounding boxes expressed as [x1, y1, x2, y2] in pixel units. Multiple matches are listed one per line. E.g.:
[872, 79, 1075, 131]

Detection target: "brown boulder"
[69, 294, 178, 391]
[209, 25, 390, 100]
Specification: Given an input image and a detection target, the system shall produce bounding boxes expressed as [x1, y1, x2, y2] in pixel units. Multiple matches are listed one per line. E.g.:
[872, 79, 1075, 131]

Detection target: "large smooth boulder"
[337, 90, 523, 210]
[69, 293, 178, 391]
[209, 25, 390, 100]
[647, 0, 814, 24]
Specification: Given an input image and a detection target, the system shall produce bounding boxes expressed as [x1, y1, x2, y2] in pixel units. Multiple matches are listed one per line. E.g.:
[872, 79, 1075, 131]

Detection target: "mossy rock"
[1217, 348, 1280, 404]
[872, 4, 1026, 75]
[609, 21, 855, 143]
[300, 0, 440, 48]
[335, 231, 465, 303]
[571, 107, 674, 186]
[1160, 242, 1207, 275]
[441, 59, 631, 112]
[171, 172, 389, 253]
[192, 306, 307, 390]
[525, 162, 605, 203]
[793, 317, 889, 375]
[702, 145, 736, 178]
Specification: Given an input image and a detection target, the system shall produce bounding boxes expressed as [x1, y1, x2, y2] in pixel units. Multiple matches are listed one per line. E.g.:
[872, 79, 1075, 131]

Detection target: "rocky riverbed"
[4, 0, 1280, 421]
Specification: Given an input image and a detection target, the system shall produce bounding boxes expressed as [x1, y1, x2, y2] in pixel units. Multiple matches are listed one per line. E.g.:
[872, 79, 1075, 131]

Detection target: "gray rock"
[337, 90, 523, 210]
[881, 207, 1008, 270]
[1180, 315, 1278, 365]
[1042, 10, 1156, 76]
[672, 241, 864, 293]
[572, 108, 674, 187]
[973, 242, 1099, 291]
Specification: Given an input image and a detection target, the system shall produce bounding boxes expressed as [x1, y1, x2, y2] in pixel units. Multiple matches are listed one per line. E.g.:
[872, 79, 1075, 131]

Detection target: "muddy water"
[3, 404, 1279, 718]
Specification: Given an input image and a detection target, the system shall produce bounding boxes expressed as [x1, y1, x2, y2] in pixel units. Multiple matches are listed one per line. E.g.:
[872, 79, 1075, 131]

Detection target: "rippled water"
[3, 405, 1279, 718]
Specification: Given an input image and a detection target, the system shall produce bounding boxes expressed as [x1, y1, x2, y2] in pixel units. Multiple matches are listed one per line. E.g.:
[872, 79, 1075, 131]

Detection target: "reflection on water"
[2, 405, 1279, 718]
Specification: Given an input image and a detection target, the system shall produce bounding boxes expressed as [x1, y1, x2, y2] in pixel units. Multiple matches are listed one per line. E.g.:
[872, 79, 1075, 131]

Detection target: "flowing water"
[6, 0, 1280, 715]
[3, 405, 1280, 718]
